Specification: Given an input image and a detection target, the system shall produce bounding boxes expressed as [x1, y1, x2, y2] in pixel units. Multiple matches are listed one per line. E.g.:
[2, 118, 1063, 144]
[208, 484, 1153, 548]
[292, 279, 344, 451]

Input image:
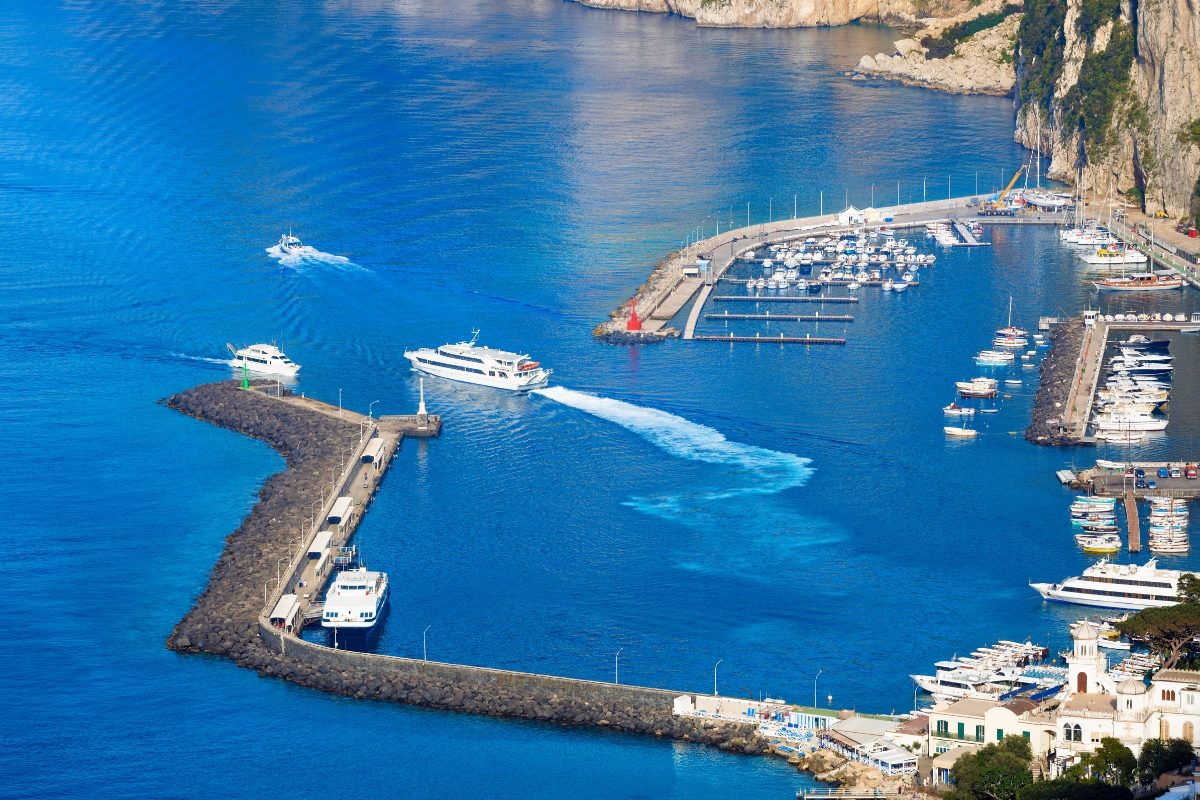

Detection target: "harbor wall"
[164, 381, 762, 756]
[1025, 317, 1086, 445]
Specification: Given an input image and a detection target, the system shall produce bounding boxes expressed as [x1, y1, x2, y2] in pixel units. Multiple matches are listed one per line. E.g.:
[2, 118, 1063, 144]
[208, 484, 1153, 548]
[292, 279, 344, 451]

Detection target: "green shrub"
[1017, 0, 1067, 111]
[921, 3, 1022, 59]
[1076, 0, 1121, 40]
[1059, 19, 1135, 156]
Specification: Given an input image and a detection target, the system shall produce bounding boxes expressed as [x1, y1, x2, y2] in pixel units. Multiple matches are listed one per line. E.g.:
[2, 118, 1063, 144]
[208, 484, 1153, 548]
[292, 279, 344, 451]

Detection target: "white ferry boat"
[403, 332, 551, 391]
[226, 342, 301, 377]
[1030, 558, 1195, 610]
[321, 567, 389, 630]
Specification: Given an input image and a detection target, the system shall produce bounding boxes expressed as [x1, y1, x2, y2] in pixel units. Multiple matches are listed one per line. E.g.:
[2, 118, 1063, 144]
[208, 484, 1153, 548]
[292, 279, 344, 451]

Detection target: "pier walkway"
[952, 221, 989, 247]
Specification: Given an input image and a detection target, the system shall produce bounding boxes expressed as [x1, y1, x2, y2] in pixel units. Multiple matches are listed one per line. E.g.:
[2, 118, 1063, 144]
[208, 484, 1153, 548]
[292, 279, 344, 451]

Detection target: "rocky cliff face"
[1014, 0, 1200, 217]
[575, 0, 973, 27]
[855, 2, 1020, 95]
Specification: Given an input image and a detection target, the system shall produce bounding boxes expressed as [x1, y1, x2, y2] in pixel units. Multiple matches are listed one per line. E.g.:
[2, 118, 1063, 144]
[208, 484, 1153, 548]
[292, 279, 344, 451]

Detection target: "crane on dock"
[979, 166, 1026, 216]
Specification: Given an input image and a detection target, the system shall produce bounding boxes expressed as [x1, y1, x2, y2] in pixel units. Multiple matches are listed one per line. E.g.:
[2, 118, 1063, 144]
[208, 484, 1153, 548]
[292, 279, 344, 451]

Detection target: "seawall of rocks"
[165, 380, 761, 756]
[1025, 318, 1085, 445]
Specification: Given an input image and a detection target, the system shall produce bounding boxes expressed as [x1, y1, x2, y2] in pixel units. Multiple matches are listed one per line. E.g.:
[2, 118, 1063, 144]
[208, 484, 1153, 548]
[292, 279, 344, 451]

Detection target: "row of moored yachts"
[1061, 223, 1184, 290]
[1091, 335, 1173, 443]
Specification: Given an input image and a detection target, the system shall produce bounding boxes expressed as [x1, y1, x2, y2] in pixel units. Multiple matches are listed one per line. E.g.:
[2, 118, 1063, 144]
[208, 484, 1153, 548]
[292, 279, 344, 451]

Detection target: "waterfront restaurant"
[822, 717, 919, 775]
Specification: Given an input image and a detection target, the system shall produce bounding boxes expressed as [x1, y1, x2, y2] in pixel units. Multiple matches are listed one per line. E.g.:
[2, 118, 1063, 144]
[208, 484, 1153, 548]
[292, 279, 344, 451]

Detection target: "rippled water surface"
[3, 1, 1196, 797]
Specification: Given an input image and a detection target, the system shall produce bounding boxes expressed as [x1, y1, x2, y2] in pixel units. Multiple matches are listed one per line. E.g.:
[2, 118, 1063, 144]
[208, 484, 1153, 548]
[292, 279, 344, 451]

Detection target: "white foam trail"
[265, 244, 358, 269]
[533, 386, 812, 493]
[171, 352, 233, 366]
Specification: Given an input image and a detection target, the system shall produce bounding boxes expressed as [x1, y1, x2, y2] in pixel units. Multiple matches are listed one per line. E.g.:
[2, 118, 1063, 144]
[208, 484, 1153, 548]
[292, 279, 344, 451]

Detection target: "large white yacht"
[321, 567, 389, 631]
[279, 232, 303, 254]
[1030, 558, 1194, 610]
[403, 332, 550, 391]
[226, 342, 301, 377]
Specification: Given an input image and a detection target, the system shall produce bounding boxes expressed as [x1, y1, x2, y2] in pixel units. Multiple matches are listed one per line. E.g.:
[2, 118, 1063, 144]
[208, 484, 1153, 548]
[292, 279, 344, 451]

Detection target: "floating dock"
[1125, 492, 1142, 553]
[952, 221, 991, 247]
[693, 333, 847, 345]
[710, 295, 859, 304]
[704, 312, 853, 322]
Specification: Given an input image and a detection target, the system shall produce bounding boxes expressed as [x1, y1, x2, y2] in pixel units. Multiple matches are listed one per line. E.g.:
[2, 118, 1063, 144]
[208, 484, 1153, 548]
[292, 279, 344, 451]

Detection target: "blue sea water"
[2, 1, 1198, 797]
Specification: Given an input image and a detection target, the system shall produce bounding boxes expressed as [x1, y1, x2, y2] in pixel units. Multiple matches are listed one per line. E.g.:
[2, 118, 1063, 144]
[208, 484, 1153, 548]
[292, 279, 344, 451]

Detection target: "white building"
[924, 620, 1200, 782]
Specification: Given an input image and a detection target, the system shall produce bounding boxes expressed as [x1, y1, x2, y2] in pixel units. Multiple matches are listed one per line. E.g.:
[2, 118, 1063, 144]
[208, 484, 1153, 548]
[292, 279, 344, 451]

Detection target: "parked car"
[1136, 479, 1148, 489]
[1170, 467, 1182, 479]
[1187, 466, 1198, 480]
[1158, 467, 1171, 479]
[1125, 466, 1136, 478]
[1135, 468, 1146, 479]
[1148, 480, 1159, 490]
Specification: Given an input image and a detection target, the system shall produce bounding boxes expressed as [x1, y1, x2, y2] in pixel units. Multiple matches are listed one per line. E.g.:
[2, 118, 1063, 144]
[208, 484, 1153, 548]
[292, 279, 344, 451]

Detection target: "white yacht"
[1030, 558, 1195, 610]
[404, 332, 551, 391]
[321, 567, 389, 630]
[279, 232, 303, 254]
[227, 342, 301, 377]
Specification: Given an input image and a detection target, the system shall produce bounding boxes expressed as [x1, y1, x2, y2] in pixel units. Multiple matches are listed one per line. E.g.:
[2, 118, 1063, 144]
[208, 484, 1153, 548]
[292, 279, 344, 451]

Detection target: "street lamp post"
[369, 400, 379, 420]
[813, 668, 823, 708]
[338, 388, 343, 418]
[923, 177, 927, 203]
[615, 647, 623, 685]
[423, 625, 430, 660]
[714, 659, 723, 696]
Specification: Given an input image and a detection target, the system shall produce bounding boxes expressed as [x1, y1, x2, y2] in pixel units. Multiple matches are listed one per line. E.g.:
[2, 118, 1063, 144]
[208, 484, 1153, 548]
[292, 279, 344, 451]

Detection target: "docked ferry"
[226, 342, 301, 377]
[321, 567, 389, 631]
[403, 332, 550, 391]
[1030, 558, 1194, 610]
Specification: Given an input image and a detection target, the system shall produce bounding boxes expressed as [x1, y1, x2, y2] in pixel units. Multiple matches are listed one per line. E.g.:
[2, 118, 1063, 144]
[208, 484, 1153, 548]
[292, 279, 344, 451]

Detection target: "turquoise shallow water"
[2, 1, 1198, 797]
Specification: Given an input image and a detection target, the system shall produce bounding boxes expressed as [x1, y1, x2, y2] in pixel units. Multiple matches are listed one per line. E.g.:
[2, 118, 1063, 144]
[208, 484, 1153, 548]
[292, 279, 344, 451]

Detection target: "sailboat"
[993, 296, 1029, 348]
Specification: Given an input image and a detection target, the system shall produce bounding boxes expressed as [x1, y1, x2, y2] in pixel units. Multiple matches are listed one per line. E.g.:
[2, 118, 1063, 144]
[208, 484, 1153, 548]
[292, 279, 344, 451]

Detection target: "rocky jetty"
[855, 12, 1019, 96]
[859, 0, 1017, 95]
[1025, 318, 1085, 446]
[164, 380, 762, 757]
[165, 380, 359, 658]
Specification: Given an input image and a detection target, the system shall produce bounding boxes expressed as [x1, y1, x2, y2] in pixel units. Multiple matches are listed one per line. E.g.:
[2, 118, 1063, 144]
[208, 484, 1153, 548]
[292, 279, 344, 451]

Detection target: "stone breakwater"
[1025, 318, 1085, 446]
[165, 380, 763, 757]
[165, 380, 361, 658]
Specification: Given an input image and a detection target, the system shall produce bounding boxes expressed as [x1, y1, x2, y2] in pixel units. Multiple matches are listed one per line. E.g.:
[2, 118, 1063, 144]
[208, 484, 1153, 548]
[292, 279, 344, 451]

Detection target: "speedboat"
[227, 342, 301, 377]
[944, 402, 976, 417]
[404, 331, 551, 392]
[975, 350, 1015, 365]
[944, 426, 978, 438]
[892, 280, 909, 293]
[321, 567, 389, 632]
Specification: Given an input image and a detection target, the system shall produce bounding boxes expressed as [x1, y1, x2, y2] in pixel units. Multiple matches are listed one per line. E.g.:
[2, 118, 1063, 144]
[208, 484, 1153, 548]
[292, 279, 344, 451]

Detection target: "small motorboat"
[892, 280, 909, 293]
[1075, 533, 1122, 554]
[944, 426, 978, 438]
[944, 402, 976, 417]
[1004, 379, 1022, 386]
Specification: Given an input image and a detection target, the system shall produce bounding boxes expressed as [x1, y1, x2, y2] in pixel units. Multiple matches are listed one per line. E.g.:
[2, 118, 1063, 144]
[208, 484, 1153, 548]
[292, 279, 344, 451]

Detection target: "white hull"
[230, 357, 300, 377]
[404, 349, 550, 392]
[1029, 582, 1176, 610]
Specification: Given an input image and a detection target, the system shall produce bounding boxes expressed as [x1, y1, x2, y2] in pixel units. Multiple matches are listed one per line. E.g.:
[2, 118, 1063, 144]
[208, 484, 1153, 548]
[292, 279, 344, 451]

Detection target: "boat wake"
[170, 352, 234, 368]
[265, 244, 358, 269]
[533, 387, 838, 572]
